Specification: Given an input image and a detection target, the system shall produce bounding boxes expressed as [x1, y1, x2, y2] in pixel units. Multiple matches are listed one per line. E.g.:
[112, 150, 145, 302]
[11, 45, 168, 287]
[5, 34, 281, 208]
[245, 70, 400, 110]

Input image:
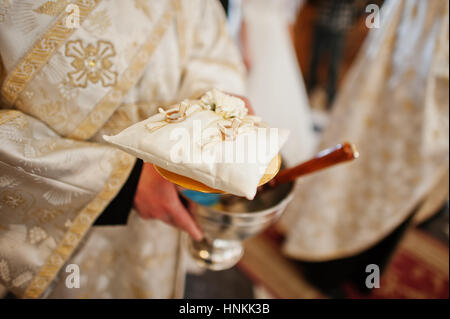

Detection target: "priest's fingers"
[168, 201, 203, 241]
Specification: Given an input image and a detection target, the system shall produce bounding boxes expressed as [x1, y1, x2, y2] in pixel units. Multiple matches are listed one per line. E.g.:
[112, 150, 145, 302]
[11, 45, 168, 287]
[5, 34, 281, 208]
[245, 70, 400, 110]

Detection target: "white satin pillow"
[104, 90, 289, 199]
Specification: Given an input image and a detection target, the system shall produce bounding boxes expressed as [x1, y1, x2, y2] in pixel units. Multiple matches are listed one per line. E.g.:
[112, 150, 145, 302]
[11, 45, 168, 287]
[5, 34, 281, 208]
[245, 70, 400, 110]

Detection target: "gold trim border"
[68, 1, 176, 140]
[1, 0, 101, 106]
[23, 153, 135, 299]
[0, 110, 21, 126]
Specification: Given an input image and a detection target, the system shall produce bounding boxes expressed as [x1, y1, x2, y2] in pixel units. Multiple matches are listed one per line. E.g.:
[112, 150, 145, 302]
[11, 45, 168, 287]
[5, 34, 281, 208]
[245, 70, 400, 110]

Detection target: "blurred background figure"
[221, 0, 316, 164]
[242, 0, 317, 164]
[281, 0, 449, 291]
[307, 0, 367, 109]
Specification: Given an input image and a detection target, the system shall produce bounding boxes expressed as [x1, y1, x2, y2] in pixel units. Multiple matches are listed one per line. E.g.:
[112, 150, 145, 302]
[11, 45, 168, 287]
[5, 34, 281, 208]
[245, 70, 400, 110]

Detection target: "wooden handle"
[269, 142, 359, 187]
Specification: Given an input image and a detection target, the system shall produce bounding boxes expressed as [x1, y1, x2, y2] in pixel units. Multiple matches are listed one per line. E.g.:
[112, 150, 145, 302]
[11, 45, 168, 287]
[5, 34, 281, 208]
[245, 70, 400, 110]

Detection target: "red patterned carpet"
[344, 230, 448, 299]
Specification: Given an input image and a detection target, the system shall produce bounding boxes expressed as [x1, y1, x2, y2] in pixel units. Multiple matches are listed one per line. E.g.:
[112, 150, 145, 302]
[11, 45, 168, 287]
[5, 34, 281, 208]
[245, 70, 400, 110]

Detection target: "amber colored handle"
[269, 142, 359, 187]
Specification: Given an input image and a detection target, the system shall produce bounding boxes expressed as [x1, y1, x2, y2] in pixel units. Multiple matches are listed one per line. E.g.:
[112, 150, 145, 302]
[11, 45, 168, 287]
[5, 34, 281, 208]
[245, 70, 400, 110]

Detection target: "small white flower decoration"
[200, 89, 248, 119]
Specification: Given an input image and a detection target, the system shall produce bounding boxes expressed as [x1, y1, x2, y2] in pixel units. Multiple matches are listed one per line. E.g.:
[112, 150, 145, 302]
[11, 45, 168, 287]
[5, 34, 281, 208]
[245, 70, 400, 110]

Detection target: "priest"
[0, 0, 245, 298]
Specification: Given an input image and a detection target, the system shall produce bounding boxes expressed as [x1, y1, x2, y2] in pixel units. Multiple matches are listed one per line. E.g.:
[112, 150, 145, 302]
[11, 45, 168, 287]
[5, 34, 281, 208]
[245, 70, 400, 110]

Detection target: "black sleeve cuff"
[94, 159, 143, 226]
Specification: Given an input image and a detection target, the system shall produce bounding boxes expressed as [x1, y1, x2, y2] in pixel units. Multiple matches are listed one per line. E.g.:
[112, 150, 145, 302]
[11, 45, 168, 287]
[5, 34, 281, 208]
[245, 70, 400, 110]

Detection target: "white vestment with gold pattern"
[281, 0, 449, 261]
[0, 0, 245, 298]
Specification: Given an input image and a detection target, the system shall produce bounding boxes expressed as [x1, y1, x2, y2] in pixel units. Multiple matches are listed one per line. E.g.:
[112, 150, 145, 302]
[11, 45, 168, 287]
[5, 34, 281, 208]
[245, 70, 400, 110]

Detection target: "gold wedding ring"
[165, 110, 186, 123]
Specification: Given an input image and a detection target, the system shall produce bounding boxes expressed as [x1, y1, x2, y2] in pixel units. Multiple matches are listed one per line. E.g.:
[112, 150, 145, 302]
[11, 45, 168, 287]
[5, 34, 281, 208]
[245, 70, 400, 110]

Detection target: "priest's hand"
[134, 163, 203, 241]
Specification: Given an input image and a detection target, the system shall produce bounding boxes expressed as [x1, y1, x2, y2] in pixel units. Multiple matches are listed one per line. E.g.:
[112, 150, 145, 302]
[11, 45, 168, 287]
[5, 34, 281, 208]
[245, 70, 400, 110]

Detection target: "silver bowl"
[181, 183, 294, 271]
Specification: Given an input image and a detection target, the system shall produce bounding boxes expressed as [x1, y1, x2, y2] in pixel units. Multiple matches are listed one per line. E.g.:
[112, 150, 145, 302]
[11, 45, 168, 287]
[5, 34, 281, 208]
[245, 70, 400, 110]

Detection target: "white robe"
[243, 0, 316, 165]
[281, 0, 449, 261]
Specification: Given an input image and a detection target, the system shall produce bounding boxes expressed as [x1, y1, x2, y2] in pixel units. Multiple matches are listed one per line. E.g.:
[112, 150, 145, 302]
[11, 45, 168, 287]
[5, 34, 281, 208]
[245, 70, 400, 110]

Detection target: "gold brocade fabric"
[48, 211, 182, 299]
[281, 0, 449, 261]
[0, 0, 245, 298]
